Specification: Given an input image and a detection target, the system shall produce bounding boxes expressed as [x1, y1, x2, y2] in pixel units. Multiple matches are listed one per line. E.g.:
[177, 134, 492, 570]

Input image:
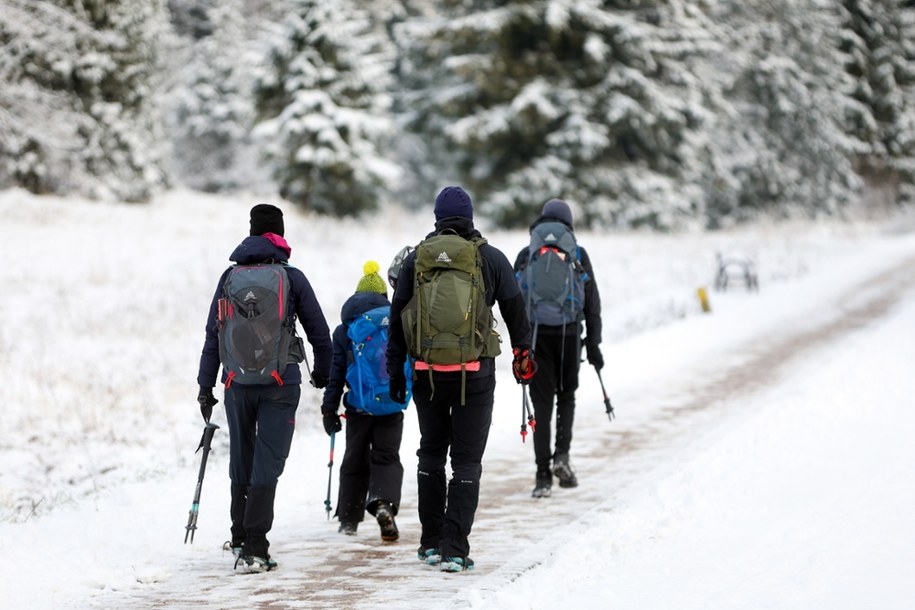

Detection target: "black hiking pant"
[413, 369, 495, 559]
[336, 409, 405, 524]
[530, 331, 581, 473]
[225, 383, 300, 555]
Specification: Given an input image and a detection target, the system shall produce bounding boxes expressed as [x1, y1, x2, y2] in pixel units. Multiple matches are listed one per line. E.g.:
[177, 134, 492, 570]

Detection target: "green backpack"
[401, 232, 501, 373]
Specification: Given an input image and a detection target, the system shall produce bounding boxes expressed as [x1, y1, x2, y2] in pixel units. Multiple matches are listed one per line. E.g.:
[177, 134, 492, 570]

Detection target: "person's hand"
[586, 343, 604, 370]
[197, 387, 218, 423]
[311, 372, 329, 389]
[322, 412, 342, 436]
[389, 373, 407, 404]
[512, 347, 536, 384]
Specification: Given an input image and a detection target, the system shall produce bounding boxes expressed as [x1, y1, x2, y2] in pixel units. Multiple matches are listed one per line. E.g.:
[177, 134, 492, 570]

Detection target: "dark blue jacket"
[321, 291, 391, 415]
[197, 235, 333, 388]
[386, 216, 532, 380]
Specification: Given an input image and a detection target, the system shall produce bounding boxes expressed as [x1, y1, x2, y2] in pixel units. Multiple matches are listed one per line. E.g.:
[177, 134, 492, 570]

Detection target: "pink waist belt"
[414, 360, 481, 372]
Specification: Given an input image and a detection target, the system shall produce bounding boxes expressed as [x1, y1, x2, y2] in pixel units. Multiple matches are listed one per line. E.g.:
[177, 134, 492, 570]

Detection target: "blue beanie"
[542, 198, 573, 228]
[434, 186, 473, 221]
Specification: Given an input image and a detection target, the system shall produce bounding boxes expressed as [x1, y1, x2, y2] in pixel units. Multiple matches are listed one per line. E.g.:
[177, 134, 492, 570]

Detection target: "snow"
[1, 188, 914, 608]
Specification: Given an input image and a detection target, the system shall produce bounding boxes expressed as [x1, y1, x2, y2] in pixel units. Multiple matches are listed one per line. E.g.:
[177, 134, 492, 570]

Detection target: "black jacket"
[386, 217, 531, 380]
[513, 216, 602, 348]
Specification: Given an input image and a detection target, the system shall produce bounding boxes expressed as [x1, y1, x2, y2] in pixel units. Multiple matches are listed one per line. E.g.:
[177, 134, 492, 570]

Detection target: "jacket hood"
[341, 291, 390, 323]
[430, 216, 482, 240]
[229, 235, 291, 265]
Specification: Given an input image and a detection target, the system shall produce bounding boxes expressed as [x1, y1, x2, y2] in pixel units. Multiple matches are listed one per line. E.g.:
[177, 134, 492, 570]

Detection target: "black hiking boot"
[440, 556, 474, 573]
[531, 469, 552, 498]
[375, 502, 399, 542]
[552, 453, 578, 488]
[235, 535, 276, 572]
[338, 521, 358, 535]
[417, 546, 441, 565]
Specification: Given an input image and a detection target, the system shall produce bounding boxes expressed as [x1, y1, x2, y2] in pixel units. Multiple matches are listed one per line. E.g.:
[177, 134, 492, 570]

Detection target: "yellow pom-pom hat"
[355, 260, 387, 295]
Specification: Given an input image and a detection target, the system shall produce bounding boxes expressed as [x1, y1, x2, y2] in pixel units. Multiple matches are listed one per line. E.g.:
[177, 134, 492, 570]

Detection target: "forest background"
[2, 0, 914, 229]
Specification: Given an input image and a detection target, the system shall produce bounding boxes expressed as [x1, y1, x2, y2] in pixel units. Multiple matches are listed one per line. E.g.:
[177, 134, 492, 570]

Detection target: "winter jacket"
[513, 216, 602, 348]
[321, 291, 391, 415]
[197, 235, 333, 388]
[386, 216, 532, 380]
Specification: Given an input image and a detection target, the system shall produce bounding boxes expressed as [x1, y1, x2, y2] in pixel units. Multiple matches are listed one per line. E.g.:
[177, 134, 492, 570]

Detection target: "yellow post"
[697, 287, 711, 313]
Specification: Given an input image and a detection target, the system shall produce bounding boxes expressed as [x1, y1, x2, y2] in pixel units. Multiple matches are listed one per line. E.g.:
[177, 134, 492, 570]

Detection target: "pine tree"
[164, 0, 261, 192]
[396, 0, 721, 228]
[841, 0, 915, 206]
[706, 0, 860, 225]
[253, 0, 399, 216]
[0, 0, 169, 201]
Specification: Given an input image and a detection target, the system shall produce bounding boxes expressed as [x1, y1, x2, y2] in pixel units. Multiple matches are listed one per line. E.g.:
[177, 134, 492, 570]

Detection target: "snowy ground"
[1, 189, 914, 609]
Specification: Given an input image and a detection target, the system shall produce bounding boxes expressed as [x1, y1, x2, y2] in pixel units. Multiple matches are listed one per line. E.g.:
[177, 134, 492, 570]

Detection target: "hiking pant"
[413, 371, 495, 559]
[336, 409, 405, 524]
[225, 383, 300, 552]
[530, 332, 581, 472]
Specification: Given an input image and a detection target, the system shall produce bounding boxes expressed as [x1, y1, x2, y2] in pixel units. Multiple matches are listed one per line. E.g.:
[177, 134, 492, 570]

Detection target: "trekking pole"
[595, 367, 615, 422]
[324, 430, 336, 519]
[519, 385, 536, 443]
[185, 421, 219, 543]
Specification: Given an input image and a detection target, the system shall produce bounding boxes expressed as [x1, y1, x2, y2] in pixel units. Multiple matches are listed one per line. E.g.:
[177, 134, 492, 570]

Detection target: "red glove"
[512, 347, 536, 384]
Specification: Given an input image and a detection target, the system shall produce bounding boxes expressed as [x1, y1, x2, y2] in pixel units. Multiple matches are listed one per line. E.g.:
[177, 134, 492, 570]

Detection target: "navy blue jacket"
[386, 216, 532, 380]
[320, 291, 391, 415]
[197, 235, 333, 388]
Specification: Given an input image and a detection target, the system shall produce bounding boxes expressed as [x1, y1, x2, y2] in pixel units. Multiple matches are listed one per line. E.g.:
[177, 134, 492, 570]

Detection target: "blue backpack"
[345, 305, 411, 415]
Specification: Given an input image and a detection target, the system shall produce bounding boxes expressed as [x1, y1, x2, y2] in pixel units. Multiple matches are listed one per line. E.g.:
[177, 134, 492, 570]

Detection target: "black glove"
[512, 347, 536, 384]
[586, 343, 604, 370]
[322, 411, 342, 436]
[197, 386, 218, 423]
[311, 372, 329, 389]
[389, 372, 407, 404]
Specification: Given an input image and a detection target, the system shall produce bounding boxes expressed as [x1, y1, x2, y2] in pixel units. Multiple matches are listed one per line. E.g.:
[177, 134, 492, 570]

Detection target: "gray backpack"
[217, 263, 303, 386]
[521, 221, 586, 330]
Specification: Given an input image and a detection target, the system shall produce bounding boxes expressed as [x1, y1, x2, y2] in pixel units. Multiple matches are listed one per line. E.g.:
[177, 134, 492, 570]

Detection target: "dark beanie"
[541, 198, 573, 228]
[434, 186, 473, 221]
[249, 203, 285, 236]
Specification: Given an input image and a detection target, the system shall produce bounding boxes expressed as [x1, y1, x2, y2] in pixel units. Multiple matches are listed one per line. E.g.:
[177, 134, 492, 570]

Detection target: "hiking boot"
[531, 469, 552, 498]
[235, 553, 277, 573]
[552, 453, 578, 488]
[375, 502, 399, 542]
[338, 521, 358, 535]
[417, 546, 441, 565]
[440, 556, 474, 573]
[222, 540, 243, 558]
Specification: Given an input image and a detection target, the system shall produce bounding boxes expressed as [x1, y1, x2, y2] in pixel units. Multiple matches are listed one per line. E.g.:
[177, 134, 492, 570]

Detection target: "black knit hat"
[434, 186, 473, 221]
[541, 198, 573, 228]
[249, 203, 284, 236]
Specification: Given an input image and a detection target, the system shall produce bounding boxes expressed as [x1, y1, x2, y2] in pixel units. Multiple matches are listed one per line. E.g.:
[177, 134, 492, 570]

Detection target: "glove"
[322, 412, 342, 436]
[389, 372, 407, 404]
[311, 372, 329, 389]
[586, 343, 604, 370]
[512, 347, 536, 384]
[197, 387, 218, 423]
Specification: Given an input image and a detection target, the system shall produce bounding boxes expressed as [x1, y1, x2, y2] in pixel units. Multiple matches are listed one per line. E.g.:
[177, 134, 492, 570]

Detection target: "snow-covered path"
[93, 236, 915, 608]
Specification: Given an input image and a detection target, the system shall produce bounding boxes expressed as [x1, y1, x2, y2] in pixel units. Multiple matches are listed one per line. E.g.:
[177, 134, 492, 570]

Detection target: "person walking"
[513, 199, 602, 498]
[321, 261, 407, 542]
[196, 203, 333, 571]
[386, 186, 533, 573]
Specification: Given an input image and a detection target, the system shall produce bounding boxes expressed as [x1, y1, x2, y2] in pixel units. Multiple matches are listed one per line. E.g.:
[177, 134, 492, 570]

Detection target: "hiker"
[321, 260, 409, 542]
[196, 203, 333, 572]
[386, 186, 533, 573]
[514, 198, 602, 498]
